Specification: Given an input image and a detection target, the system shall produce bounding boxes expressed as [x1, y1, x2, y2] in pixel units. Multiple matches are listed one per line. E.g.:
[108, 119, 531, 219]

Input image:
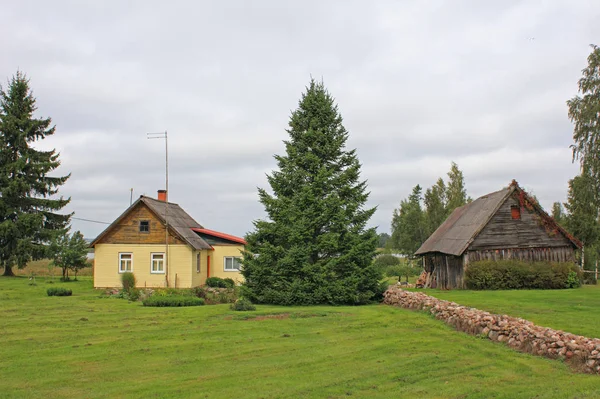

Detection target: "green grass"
[1, 277, 599, 398]
[423, 285, 600, 338]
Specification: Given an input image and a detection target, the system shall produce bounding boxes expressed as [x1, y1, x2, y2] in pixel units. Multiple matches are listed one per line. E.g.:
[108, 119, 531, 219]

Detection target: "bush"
[465, 260, 583, 290]
[121, 272, 136, 291]
[142, 296, 205, 307]
[230, 297, 256, 311]
[47, 287, 72, 296]
[206, 277, 228, 288]
[223, 278, 235, 288]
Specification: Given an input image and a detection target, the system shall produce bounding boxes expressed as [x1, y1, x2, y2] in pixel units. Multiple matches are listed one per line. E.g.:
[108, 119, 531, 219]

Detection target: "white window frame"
[119, 253, 133, 273]
[196, 252, 201, 273]
[224, 256, 241, 272]
[150, 252, 165, 274]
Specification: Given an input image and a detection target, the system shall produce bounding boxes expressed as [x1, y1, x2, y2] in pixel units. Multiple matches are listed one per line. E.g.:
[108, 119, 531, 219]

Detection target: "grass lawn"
[1, 277, 599, 398]
[423, 285, 600, 338]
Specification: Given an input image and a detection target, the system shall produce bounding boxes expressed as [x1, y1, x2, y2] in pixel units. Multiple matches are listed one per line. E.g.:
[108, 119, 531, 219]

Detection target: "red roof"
[191, 228, 247, 245]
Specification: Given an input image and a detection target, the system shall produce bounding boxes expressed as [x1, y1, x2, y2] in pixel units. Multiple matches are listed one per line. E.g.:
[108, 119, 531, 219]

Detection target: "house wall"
[469, 195, 573, 250]
[208, 244, 245, 283]
[191, 250, 210, 287]
[96, 202, 185, 245]
[94, 244, 194, 288]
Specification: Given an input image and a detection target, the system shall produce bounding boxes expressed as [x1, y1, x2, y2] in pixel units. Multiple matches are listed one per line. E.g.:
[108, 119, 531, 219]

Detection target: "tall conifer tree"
[241, 80, 379, 305]
[0, 72, 70, 276]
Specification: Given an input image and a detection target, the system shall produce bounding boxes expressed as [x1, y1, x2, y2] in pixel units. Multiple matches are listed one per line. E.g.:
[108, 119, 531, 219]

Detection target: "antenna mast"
[147, 131, 169, 287]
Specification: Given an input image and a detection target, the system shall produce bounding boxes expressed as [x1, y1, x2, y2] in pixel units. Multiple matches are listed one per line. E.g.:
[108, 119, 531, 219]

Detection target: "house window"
[139, 220, 150, 233]
[151, 253, 165, 273]
[224, 256, 241, 271]
[119, 253, 133, 273]
[196, 253, 201, 273]
[511, 206, 521, 220]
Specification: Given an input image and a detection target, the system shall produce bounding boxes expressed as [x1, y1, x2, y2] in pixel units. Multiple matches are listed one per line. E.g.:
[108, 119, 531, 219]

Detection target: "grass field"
[8, 259, 93, 277]
[1, 277, 600, 398]
[424, 285, 600, 338]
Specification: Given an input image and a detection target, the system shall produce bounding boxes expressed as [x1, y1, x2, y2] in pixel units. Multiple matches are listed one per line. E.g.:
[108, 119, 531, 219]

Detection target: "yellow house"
[91, 190, 246, 288]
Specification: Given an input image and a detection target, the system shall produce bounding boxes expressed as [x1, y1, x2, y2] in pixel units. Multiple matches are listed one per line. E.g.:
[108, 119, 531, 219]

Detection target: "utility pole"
[147, 131, 169, 287]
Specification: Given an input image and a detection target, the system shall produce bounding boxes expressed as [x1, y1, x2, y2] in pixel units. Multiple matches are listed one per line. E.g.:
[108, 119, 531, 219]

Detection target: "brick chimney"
[157, 190, 167, 202]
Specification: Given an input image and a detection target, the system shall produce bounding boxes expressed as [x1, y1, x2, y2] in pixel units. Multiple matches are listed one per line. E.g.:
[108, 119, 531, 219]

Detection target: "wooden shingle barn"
[415, 180, 581, 289]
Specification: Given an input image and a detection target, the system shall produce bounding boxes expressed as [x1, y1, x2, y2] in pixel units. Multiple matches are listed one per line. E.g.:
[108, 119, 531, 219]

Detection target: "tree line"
[386, 162, 470, 257]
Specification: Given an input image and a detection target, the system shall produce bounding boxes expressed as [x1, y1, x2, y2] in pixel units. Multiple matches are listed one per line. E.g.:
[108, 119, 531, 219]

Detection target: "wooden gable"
[469, 192, 573, 251]
[95, 202, 185, 245]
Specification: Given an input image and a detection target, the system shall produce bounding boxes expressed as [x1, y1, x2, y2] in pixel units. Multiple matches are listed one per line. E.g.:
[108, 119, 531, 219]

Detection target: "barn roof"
[90, 196, 213, 250]
[414, 181, 582, 256]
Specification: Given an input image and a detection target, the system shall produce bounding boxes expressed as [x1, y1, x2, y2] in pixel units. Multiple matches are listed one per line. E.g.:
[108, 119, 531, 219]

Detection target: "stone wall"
[383, 286, 600, 375]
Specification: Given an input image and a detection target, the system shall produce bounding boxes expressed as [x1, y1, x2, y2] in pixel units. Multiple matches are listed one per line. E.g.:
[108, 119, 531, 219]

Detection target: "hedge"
[47, 287, 72, 296]
[142, 296, 205, 307]
[465, 260, 582, 290]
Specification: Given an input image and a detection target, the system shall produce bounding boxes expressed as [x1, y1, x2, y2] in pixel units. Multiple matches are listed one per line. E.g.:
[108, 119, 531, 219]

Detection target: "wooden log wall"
[424, 253, 464, 289]
[467, 246, 575, 263]
[97, 202, 184, 245]
[470, 194, 573, 250]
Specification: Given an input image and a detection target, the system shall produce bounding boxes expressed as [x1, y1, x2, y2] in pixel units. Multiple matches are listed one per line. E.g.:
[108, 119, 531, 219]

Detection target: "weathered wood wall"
[467, 246, 575, 263]
[470, 195, 573, 250]
[96, 203, 184, 245]
[424, 253, 464, 289]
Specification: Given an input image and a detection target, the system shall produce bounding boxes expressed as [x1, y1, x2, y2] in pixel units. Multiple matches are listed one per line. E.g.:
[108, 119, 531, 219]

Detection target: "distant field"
[423, 285, 600, 338]
[1, 277, 599, 398]
[7, 259, 93, 277]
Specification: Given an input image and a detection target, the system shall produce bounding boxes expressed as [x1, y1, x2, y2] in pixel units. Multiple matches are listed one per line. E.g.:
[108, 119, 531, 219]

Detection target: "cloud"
[0, 0, 597, 238]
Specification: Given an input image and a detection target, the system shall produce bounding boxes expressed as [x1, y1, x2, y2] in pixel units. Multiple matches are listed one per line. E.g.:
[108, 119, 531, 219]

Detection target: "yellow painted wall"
[94, 244, 194, 288]
[209, 245, 245, 283]
[191, 250, 209, 287]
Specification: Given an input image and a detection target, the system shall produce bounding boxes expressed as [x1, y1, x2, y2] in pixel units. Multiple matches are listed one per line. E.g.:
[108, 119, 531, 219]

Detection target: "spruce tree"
[445, 161, 469, 214]
[241, 80, 379, 305]
[424, 178, 446, 236]
[0, 72, 70, 276]
[390, 185, 425, 257]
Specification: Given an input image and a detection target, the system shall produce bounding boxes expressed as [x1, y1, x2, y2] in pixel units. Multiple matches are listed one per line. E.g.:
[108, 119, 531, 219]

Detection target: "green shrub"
[127, 288, 141, 301]
[47, 287, 72, 296]
[206, 277, 227, 288]
[566, 271, 581, 288]
[223, 278, 235, 288]
[142, 296, 205, 307]
[465, 260, 583, 290]
[230, 297, 256, 311]
[121, 272, 136, 291]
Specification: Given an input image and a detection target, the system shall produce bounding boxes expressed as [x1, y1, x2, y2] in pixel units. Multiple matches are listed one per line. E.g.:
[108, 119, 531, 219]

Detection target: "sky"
[1, 1, 598, 239]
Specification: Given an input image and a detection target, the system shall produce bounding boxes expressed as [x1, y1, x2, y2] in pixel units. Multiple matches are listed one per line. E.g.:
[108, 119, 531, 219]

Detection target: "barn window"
[511, 206, 521, 220]
[139, 220, 150, 232]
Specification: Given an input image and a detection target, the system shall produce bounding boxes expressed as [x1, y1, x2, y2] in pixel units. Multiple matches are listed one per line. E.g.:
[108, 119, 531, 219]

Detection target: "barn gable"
[469, 191, 574, 251]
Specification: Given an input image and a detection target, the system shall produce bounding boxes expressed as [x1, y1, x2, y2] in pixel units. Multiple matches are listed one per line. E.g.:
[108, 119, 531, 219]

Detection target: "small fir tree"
[0, 72, 71, 276]
[241, 80, 379, 305]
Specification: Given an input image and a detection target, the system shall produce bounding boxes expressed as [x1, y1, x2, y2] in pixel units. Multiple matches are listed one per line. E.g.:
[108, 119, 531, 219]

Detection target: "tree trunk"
[2, 265, 15, 276]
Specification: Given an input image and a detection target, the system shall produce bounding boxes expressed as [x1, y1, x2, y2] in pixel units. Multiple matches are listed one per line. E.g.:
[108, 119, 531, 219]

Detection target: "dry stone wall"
[383, 285, 600, 375]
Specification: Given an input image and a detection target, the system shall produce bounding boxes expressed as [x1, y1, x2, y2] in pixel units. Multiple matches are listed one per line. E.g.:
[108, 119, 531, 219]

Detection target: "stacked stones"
[383, 286, 600, 375]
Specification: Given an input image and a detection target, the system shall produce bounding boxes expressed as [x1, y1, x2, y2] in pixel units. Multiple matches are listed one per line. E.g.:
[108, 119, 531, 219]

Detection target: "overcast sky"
[1, 1, 598, 239]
